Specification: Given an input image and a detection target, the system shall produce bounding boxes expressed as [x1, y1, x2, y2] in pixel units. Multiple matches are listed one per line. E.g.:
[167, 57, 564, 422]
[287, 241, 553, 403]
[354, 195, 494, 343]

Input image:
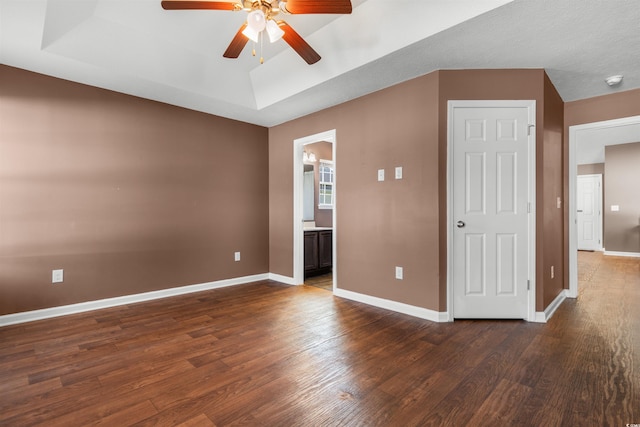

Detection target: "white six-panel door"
[450, 102, 534, 319]
[576, 174, 602, 251]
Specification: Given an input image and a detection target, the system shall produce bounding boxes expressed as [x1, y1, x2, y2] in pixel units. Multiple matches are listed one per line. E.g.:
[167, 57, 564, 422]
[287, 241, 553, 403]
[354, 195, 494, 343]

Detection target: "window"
[318, 160, 334, 209]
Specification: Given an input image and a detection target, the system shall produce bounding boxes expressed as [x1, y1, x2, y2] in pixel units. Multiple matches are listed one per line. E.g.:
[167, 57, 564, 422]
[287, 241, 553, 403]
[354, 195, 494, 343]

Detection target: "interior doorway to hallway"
[568, 115, 640, 297]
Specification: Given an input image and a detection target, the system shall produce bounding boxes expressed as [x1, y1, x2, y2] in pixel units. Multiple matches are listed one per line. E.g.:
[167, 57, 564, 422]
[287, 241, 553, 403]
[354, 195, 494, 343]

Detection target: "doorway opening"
[568, 114, 640, 297]
[293, 130, 336, 291]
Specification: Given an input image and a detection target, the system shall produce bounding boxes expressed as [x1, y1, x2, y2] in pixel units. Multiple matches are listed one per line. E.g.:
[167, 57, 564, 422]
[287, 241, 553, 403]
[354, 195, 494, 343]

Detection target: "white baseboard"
[0, 273, 269, 327]
[6, 273, 569, 327]
[533, 289, 568, 323]
[604, 250, 640, 258]
[333, 288, 448, 323]
[268, 273, 297, 286]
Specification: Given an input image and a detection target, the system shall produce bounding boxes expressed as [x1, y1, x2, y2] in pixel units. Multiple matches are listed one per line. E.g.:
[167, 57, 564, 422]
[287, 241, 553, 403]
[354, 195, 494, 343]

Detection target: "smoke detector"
[605, 75, 623, 86]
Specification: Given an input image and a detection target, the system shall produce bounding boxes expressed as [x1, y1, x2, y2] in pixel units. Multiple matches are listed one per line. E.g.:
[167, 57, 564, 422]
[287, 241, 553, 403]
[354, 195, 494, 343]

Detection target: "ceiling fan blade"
[282, 0, 352, 14]
[223, 23, 249, 58]
[161, 1, 239, 10]
[279, 22, 321, 64]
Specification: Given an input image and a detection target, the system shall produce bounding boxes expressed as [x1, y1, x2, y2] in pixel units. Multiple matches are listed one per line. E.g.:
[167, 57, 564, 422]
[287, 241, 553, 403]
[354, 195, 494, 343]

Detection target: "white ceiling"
[1, 0, 639, 127]
[575, 120, 640, 165]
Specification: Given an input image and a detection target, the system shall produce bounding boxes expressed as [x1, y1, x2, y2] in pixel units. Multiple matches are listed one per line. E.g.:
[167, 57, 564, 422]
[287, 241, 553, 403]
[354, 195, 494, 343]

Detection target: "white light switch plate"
[395, 167, 403, 180]
[611, 205, 620, 212]
[234, 252, 241, 261]
[52, 269, 64, 283]
[395, 266, 403, 280]
[377, 169, 385, 182]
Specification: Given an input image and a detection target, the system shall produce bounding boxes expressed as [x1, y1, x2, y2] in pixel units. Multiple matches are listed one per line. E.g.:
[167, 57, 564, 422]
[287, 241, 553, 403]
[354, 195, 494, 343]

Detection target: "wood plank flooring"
[304, 273, 333, 291]
[1, 252, 638, 425]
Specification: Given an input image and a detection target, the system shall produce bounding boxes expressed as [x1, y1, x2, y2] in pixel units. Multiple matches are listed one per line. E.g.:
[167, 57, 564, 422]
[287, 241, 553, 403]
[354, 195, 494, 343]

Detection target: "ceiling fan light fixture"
[242, 25, 260, 43]
[162, 0, 353, 64]
[246, 9, 266, 31]
[266, 19, 284, 43]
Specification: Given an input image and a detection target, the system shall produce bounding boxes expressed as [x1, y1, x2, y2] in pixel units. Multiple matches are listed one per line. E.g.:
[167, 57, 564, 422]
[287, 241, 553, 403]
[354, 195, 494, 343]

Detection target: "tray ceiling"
[1, 0, 639, 126]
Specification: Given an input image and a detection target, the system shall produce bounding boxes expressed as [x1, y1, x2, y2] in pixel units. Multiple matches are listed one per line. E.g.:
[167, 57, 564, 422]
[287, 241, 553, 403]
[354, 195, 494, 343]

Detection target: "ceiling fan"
[161, 0, 353, 64]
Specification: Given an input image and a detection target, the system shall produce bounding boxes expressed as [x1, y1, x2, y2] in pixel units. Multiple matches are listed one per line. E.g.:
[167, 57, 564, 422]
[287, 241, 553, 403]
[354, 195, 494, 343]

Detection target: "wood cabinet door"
[318, 230, 333, 269]
[304, 232, 319, 271]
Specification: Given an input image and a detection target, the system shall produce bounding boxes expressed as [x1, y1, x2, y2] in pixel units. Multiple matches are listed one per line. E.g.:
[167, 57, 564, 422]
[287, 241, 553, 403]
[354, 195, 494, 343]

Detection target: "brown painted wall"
[578, 163, 604, 175]
[270, 69, 565, 313]
[541, 74, 565, 308]
[269, 72, 441, 310]
[0, 65, 269, 316]
[3, 64, 575, 318]
[603, 143, 640, 253]
[565, 88, 640, 127]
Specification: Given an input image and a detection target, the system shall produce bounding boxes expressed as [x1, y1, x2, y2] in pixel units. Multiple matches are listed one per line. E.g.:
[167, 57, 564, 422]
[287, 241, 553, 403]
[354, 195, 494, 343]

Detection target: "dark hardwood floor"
[1, 252, 638, 425]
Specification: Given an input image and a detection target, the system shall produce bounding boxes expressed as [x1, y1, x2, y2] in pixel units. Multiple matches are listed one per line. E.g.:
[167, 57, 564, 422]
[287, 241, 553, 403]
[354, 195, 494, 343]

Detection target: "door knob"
[456, 221, 465, 228]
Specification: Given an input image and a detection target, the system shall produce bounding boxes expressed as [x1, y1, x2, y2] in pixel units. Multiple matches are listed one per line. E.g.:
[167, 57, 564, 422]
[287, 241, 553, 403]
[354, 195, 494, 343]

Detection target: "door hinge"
[527, 124, 535, 136]
[527, 202, 531, 213]
[527, 279, 530, 291]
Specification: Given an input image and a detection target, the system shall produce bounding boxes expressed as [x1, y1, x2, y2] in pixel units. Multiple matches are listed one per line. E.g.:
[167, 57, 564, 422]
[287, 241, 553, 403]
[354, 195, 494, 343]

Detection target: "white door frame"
[293, 129, 337, 288]
[568, 114, 640, 298]
[576, 173, 603, 251]
[446, 100, 537, 321]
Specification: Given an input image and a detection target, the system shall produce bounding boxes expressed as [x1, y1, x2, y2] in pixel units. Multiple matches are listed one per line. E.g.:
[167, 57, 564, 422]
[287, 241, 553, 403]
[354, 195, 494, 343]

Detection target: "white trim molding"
[533, 289, 568, 323]
[604, 251, 640, 258]
[0, 273, 269, 327]
[334, 288, 449, 323]
[268, 273, 298, 285]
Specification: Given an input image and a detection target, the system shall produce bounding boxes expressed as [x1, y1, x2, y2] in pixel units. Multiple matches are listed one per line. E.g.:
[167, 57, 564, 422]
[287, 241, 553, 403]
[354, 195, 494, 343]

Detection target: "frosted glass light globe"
[246, 10, 266, 32]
